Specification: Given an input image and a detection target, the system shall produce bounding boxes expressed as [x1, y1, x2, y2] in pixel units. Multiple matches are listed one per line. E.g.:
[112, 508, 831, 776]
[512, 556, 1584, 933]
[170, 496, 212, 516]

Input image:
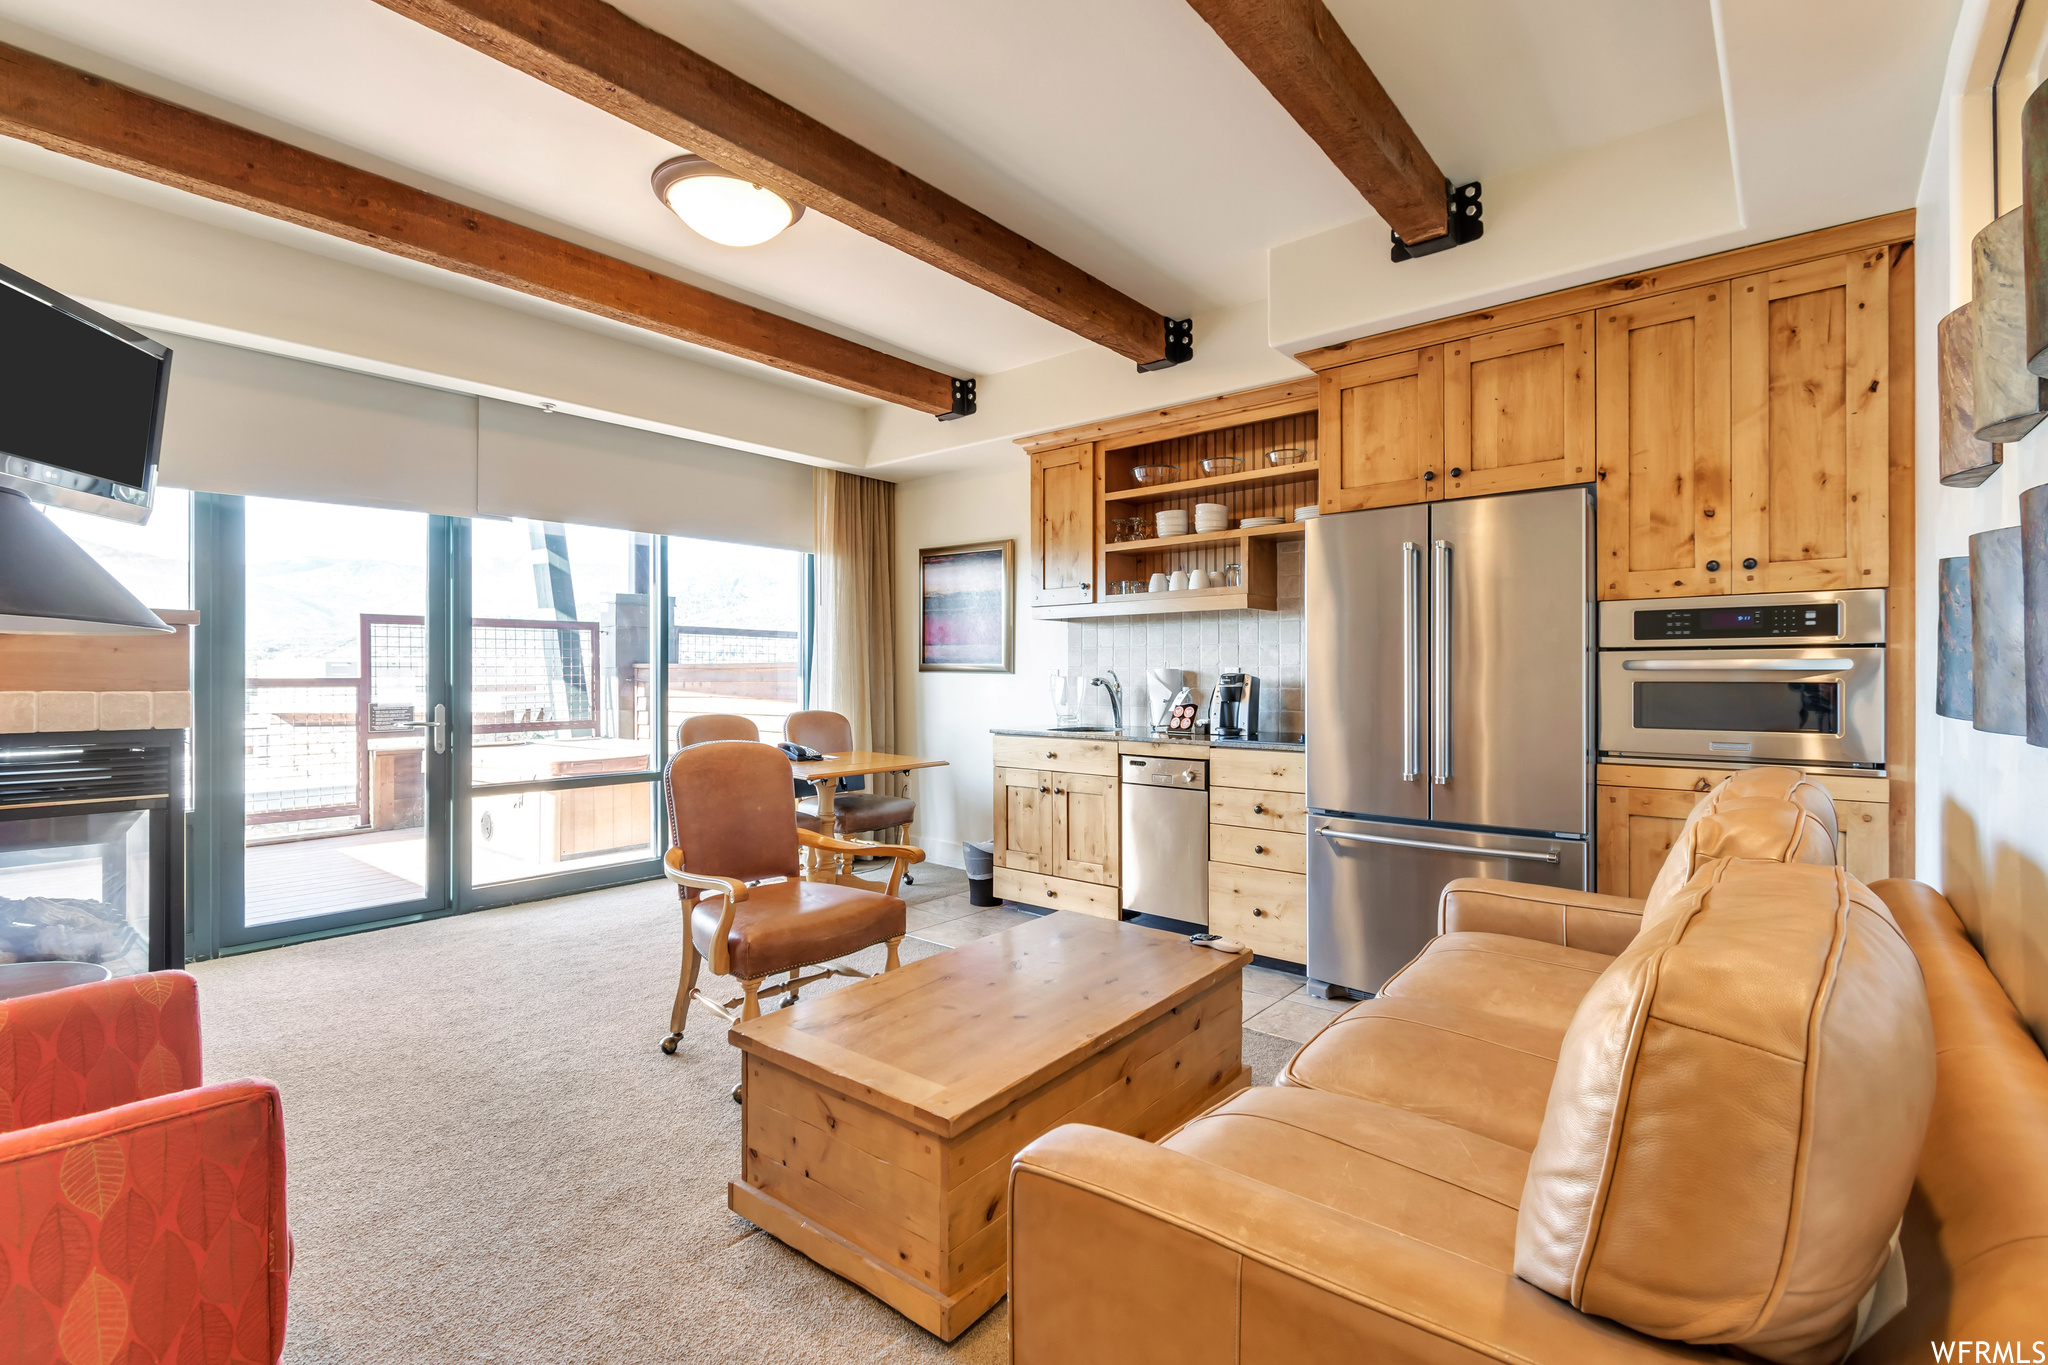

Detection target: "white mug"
[1169, 569, 1190, 591]
[1148, 572, 1170, 592]
[1186, 568, 1210, 589]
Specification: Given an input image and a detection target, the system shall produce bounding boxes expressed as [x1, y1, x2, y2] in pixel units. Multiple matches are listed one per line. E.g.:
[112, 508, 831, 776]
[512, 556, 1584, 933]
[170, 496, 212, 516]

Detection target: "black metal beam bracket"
[1390, 181, 1483, 262]
[1136, 316, 1194, 373]
[938, 376, 977, 421]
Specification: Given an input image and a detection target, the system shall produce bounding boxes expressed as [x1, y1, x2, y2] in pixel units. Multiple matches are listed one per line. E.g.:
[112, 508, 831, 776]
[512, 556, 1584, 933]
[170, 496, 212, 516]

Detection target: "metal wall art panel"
[1937, 556, 1973, 721]
[2026, 485, 2048, 746]
[1940, 304, 2003, 486]
[2025, 77, 2048, 376]
[1971, 527, 2026, 735]
[1971, 211, 2048, 441]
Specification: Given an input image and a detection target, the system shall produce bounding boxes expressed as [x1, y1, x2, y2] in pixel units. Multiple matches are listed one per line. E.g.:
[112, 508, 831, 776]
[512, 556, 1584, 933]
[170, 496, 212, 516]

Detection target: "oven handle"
[1621, 658, 1856, 673]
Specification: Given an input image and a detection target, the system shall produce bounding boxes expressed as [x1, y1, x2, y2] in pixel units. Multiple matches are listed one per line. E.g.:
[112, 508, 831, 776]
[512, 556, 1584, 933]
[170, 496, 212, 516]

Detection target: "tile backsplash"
[1065, 542, 1305, 734]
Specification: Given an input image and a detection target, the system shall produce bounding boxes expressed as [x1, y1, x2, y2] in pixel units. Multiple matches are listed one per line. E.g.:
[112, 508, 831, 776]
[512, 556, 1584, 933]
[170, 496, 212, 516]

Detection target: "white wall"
[1913, 0, 2048, 1042]
[894, 464, 1065, 868]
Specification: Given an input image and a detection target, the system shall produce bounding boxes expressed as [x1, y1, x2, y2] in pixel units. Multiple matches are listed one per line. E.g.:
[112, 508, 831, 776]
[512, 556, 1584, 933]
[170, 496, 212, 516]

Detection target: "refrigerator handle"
[1401, 540, 1420, 782]
[1431, 539, 1452, 785]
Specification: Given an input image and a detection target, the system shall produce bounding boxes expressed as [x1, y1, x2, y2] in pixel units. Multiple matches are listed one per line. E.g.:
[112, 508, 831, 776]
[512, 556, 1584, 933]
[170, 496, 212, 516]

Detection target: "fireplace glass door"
[0, 806, 162, 977]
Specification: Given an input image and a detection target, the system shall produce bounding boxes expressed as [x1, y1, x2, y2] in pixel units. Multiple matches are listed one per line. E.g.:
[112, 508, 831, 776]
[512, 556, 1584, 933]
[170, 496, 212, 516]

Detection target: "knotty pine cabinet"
[1443, 313, 1595, 501]
[1207, 748, 1309, 964]
[1595, 764, 1889, 898]
[991, 736, 1119, 917]
[1029, 442, 1096, 606]
[1317, 347, 1443, 511]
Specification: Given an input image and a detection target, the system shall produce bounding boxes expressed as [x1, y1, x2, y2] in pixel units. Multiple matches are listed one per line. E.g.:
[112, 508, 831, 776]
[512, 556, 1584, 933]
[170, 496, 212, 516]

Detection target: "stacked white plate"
[1294, 506, 1321, 522]
[1193, 502, 1230, 533]
[1156, 509, 1190, 537]
[1240, 516, 1283, 528]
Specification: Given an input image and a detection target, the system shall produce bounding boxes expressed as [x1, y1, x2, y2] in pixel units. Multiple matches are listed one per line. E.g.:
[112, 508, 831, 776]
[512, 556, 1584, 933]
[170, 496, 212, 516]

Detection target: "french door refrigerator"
[1305, 485, 1593, 995]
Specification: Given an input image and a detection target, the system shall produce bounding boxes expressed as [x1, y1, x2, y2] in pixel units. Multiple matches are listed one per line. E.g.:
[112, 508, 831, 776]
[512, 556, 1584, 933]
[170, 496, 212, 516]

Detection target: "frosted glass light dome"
[651, 155, 804, 247]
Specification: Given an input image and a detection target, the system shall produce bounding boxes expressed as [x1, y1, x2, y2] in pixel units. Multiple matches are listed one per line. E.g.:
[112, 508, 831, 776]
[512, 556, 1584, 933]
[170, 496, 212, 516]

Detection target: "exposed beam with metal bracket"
[1185, 0, 1459, 250]
[373, 0, 1189, 370]
[0, 42, 966, 414]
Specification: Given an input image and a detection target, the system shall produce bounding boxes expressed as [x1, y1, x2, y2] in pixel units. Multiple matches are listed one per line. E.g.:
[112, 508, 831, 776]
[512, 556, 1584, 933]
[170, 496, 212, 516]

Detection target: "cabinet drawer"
[1207, 863, 1307, 962]
[1209, 749, 1305, 793]
[1210, 824, 1306, 875]
[993, 735, 1119, 776]
[1209, 786, 1309, 833]
[992, 868, 1118, 917]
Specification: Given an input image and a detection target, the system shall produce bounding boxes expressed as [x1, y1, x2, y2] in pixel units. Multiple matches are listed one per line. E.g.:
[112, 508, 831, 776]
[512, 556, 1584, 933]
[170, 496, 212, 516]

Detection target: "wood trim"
[1887, 242, 1916, 878]
[1183, 0, 1448, 244]
[375, 0, 1169, 366]
[1296, 210, 1916, 373]
[1017, 380, 1319, 452]
[1594, 763, 1890, 804]
[0, 42, 957, 412]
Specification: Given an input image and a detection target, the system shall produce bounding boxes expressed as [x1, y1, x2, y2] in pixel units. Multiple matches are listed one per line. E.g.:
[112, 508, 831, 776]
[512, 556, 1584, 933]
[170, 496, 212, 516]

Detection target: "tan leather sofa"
[1007, 771, 2035, 1365]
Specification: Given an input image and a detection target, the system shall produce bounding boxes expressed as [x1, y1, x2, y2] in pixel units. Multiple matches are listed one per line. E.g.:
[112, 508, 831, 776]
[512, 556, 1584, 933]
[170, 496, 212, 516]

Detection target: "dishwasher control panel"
[1122, 756, 1207, 790]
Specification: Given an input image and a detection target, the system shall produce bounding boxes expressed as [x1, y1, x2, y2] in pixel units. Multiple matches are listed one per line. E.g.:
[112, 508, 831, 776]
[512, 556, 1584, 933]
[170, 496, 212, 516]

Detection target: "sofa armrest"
[0, 1078, 290, 1363]
[1010, 1125, 1694, 1365]
[0, 970, 204, 1134]
[1439, 878, 1647, 955]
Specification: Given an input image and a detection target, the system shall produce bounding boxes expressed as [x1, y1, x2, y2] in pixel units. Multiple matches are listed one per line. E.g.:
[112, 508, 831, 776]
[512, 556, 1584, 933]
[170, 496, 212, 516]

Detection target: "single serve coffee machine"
[1207, 672, 1259, 738]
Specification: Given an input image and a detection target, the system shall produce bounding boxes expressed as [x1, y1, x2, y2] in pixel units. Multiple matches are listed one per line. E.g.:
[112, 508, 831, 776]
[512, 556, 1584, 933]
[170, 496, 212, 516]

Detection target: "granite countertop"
[990, 726, 1305, 752]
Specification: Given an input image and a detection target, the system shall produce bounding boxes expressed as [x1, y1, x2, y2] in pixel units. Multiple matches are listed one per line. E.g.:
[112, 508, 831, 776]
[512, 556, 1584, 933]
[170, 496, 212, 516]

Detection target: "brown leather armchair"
[678, 712, 759, 746]
[659, 740, 923, 1057]
[786, 709, 916, 838]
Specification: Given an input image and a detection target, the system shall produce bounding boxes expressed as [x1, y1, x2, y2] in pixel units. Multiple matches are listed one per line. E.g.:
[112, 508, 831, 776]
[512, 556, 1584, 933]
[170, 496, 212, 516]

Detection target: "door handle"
[1401, 540, 1420, 782]
[398, 703, 448, 755]
[1620, 658, 1856, 673]
[1431, 540, 1451, 786]
[1316, 826, 1559, 864]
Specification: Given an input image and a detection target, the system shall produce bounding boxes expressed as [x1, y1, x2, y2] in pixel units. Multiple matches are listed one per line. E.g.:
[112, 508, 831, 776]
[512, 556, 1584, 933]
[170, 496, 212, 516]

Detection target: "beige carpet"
[190, 867, 1302, 1364]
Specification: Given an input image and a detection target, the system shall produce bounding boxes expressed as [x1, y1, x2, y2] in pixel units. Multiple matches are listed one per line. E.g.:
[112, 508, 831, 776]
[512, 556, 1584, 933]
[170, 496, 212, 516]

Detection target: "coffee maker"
[1207, 672, 1259, 738]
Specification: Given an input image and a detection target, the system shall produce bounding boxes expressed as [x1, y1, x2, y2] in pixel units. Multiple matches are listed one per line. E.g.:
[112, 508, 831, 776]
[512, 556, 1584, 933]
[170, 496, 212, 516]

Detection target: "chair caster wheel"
[660, 1035, 680, 1055]
[731, 1083, 744, 1104]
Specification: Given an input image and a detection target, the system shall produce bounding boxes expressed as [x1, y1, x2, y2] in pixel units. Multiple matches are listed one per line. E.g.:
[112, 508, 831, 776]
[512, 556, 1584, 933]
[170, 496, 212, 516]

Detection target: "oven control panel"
[1632, 602, 1840, 641]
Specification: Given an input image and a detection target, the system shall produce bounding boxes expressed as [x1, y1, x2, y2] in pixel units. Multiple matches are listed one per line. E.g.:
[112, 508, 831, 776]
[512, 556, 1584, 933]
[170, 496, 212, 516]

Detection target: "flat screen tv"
[0, 262, 172, 524]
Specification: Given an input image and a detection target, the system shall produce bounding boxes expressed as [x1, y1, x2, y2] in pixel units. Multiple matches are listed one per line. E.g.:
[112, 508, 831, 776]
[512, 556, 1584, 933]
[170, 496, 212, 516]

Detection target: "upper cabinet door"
[1318, 346, 1444, 513]
[1730, 250, 1890, 592]
[1595, 285, 1732, 600]
[1443, 313, 1594, 499]
[1030, 443, 1097, 606]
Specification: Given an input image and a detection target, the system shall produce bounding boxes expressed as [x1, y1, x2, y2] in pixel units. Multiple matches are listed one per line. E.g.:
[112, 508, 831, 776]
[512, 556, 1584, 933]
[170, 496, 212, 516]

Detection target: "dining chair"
[659, 739, 924, 1059]
[786, 709, 918, 881]
[678, 712, 759, 747]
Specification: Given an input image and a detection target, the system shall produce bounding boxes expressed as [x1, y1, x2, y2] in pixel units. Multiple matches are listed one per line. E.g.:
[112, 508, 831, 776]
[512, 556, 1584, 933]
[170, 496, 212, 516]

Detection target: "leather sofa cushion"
[1378, 932, 1614, 1035]
[1640, 769, 1839, 921]
[691, 878, 906, 980]
[1281, 995, 1564, 1150]
[1516, 859, 1933, 1365]
[1162, 1086, 1528, 1272]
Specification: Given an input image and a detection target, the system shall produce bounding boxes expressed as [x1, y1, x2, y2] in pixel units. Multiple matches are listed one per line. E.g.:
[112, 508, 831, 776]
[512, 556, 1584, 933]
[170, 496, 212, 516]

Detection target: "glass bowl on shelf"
[1263, 447, 1307, 467]
[1199, 456, 1246, 476]
[1130, 464, 1180, 486]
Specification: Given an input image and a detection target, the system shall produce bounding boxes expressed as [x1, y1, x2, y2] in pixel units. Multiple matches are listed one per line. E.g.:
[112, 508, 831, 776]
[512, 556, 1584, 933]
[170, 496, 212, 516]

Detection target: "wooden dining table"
[789, 749, 948, 882]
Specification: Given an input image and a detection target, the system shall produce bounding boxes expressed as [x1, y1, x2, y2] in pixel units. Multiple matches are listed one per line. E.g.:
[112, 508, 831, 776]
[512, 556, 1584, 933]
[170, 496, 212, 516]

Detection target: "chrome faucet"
[1092, 669, 1123, 732]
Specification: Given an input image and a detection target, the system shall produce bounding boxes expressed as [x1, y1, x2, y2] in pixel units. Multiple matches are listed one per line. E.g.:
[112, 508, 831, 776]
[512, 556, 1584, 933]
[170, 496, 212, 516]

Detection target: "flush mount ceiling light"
[651, 154, 805, 247]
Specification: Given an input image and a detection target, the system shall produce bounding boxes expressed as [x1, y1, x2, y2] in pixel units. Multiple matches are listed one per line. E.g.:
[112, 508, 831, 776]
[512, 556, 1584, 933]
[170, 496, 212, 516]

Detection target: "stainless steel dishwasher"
[1120, 755, 1209, 923]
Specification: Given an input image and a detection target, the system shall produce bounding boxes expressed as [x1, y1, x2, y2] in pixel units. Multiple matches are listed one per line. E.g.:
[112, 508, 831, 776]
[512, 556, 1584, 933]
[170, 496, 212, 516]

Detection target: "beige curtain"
[811, 470, 898, 798]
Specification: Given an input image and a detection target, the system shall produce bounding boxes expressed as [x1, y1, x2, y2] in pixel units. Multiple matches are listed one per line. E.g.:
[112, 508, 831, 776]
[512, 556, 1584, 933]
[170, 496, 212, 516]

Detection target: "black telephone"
[778, 741, 826, 763]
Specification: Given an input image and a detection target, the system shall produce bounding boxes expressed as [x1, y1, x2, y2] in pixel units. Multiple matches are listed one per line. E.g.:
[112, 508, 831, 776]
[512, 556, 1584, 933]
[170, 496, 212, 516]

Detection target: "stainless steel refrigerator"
[1305, 485, 1593, 995]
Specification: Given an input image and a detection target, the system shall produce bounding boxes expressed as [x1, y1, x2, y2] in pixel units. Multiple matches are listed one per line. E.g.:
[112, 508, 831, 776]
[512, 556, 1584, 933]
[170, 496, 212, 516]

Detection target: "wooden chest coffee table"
[729, 912, 1250, 1340]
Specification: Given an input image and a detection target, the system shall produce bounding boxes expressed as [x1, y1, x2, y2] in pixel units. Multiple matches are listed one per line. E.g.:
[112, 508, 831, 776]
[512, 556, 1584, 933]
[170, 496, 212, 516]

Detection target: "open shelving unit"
[1032, 390, 1321, 620]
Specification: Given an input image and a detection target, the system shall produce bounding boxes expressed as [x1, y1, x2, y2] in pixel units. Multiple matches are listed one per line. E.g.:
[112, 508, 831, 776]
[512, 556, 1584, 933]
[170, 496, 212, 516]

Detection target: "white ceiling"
[0, 0, 1729, 385]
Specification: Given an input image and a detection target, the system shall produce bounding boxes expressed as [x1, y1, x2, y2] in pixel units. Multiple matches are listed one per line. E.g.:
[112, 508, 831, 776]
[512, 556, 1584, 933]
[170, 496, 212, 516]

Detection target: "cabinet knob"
[1706, 560, 1721, 572]
[1449, 467, 1464, 478]
[1742, 558, 1758, 570]
[1046, 889, 1058, 898]
[1252, 803, 1266, 815]
[1080, 582, 1090, 590]
[1039, 785, 1049, 794]
[1253, 844, 1267, 855]
[1046, 750, 1057, 758]
[1421, 470, 1436, 482]
[1252, 907, 1266, 917]
[1694, 777, 1712, 792]
[1053, 787, 1064, 795]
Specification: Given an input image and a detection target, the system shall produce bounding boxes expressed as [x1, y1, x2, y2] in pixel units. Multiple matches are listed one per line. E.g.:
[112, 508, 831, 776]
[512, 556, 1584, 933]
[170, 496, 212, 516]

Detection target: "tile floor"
[903, 890, 1346, 1045]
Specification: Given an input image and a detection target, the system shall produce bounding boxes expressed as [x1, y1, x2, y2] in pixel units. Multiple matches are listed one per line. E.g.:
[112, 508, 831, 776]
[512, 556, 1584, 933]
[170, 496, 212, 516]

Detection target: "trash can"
[964, 840, 999, 907]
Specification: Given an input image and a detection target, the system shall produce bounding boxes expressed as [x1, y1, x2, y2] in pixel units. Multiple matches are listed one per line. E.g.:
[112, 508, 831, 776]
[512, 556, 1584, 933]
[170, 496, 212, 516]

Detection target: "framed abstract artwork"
[918, 540, 1015, 673]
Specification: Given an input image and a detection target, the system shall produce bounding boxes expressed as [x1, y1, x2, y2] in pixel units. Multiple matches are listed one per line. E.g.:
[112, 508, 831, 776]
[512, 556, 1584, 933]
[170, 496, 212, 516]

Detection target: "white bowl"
[1293, 506, 1321, 521]
[1240, 517, 1283, 528]
[1193, 502, 1228, 515]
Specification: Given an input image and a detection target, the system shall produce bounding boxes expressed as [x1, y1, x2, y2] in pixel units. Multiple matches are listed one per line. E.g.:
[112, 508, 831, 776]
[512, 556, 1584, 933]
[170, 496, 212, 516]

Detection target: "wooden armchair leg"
[885, 935, 903, 971]
[740, 978, 764, 1022]
[661, 932, 703, 1055]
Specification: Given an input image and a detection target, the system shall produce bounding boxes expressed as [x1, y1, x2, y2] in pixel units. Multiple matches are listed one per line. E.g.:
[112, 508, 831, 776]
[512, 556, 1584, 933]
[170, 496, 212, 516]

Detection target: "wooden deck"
[245, 829, 427, 926]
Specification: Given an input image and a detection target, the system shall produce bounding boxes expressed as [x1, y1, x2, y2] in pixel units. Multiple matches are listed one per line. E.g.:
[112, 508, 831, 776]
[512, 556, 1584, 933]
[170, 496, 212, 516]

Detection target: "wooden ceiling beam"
[372, 0, 1178, 367]
[1185, 0, 1449, 245]
[0, 42, 958, 413]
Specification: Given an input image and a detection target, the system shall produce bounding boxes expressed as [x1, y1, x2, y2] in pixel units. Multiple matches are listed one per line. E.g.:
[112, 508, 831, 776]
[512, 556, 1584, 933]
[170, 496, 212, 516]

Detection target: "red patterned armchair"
[0, 971, 289, 1364]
